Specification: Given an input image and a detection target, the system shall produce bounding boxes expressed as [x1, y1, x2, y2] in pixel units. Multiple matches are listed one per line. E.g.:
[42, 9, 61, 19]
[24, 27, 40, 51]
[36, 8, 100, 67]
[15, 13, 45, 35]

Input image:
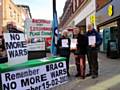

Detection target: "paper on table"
[62, 39, 69, 48]
[88, 36, 96, 45]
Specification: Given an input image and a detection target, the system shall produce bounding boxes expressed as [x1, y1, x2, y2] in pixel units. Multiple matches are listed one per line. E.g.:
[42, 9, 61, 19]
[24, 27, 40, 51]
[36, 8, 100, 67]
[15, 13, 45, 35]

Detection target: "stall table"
[0, 57, 67, 90]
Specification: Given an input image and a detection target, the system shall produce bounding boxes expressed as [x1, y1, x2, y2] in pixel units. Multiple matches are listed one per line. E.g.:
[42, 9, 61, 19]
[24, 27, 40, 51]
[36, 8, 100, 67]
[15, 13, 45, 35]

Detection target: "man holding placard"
[57, 30, 71, 76]
[86, 24, 102, 79]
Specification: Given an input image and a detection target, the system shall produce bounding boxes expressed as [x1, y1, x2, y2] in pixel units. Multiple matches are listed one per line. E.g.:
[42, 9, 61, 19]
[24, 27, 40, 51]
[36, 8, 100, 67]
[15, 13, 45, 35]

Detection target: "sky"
[13, 0, 66, 20]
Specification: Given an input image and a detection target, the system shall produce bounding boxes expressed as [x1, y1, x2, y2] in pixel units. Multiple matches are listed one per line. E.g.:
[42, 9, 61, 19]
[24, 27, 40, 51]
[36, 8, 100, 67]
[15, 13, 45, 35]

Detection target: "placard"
[3, 33, 28, 65]
[24, 19, 52, 51]
[1, 61, 68, 90]
[70, 39, 77, 49]
[88, 36, 96, 46]
[62, 39, 69, 48]
[28, 42, 45, 51]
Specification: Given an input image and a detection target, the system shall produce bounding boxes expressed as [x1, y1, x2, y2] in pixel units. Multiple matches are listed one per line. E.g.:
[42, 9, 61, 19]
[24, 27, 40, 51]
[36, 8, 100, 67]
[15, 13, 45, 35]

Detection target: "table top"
[0, 56, 66, 73]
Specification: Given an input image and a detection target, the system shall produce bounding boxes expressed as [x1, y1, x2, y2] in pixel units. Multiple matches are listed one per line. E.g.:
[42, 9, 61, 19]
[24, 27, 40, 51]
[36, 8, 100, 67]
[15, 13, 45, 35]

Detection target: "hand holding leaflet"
[88, 36, 96, 46]
[62, 39, 69, 48]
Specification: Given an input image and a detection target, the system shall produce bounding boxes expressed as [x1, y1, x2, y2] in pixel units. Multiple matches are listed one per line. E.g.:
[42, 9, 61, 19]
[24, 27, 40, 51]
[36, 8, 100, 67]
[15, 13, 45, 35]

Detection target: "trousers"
[87, 49, 98, 75]
[61, 55, 70, 75]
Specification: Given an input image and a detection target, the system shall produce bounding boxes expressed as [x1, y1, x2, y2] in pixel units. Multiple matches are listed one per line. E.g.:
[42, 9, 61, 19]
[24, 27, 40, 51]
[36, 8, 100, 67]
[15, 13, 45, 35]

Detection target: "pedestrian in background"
[57, 30, 71, 76]
[0, 31, 6, 57]
[73, 27, 87, 79]
[0, 31, 8, 64]
[86, 24, 102, 79]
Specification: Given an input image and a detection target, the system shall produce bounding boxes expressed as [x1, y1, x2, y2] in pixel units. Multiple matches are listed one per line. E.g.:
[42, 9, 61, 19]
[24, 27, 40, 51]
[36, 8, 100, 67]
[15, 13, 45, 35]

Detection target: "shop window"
[13, 11, 16, 20]
[17, 14, 19, 22]
[73, 0, 76, 12]
[77, 0, 79, 7]
[9, 6, 13, 17]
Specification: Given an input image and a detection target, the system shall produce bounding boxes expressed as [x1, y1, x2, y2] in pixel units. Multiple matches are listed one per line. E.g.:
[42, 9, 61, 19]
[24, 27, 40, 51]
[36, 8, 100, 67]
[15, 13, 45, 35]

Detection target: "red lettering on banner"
[30, 27, 51, 31]
[32, 19, 50, 24]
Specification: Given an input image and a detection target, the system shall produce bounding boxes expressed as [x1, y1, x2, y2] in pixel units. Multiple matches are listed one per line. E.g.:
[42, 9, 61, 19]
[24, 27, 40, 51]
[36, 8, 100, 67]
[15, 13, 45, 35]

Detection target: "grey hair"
[62, 30, 68, 35]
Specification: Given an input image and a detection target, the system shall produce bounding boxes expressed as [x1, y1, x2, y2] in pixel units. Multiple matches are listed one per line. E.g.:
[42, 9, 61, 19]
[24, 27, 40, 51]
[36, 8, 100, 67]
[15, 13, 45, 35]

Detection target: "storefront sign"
[3, 33, 28, 65]
[90, 15, 96, 24]
[24, 19, 52, 51]
[96, 0, 120, 25]
[108, 5, 113, 16]
[1, 61, 68, 90]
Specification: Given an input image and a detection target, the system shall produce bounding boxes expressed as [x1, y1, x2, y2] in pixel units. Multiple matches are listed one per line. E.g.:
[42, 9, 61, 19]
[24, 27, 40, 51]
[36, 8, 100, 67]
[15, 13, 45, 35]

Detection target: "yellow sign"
[90, 15, 95, 24]
[108, 5, 113, 16]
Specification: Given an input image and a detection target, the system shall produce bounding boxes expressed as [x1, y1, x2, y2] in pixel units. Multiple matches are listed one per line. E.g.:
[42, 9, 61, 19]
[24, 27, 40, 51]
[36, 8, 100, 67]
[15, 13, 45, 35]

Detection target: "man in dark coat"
[57, 30, 71, 76]
[86, 24, 102, 79]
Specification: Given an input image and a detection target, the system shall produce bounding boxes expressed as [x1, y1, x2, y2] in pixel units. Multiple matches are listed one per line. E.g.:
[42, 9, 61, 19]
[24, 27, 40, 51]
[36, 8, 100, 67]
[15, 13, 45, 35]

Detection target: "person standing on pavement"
[0, 31, 6, 57]
[73, 28, 80, 77]
[86, 24, 102, 79]
[57, 30, 71, 76]
[73, 27, 87, 79]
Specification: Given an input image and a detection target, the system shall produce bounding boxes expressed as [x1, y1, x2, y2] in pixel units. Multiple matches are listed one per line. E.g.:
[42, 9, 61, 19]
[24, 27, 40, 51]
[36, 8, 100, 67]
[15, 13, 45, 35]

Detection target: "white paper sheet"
[88, 36, 96, 45]
[70, 39, 77, 49]
[62, 39, 69, 48]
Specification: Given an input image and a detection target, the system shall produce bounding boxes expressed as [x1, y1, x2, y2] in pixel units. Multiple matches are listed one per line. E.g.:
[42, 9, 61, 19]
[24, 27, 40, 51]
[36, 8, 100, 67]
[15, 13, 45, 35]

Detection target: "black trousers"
[75, 55, 86, 77]
[61, 55, 70, 75]
[87, 49, 98, 75]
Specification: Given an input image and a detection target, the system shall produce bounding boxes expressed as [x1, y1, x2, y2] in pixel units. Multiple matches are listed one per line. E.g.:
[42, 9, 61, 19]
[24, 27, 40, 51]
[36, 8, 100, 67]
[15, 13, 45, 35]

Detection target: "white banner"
[24, 19, 52, 51]
[28, 42, 45, 51]
[3, 33, 28, 65]
[1, 61, 68, 90]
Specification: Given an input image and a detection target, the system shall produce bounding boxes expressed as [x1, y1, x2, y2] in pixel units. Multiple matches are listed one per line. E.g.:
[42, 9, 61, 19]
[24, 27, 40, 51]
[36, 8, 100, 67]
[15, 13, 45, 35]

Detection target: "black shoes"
[92, 75, 98, 79]
[86, 73, 91, 77]
[75, 73, 85, 79]
[86, 73, 98, 79]
[75, 73, 80, 77]
[67, 73, 70, 77]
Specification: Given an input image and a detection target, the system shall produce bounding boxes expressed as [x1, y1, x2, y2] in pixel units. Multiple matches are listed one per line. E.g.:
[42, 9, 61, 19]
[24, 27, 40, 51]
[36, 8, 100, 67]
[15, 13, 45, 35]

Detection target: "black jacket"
[76, 33, 87, 55]
[57, 36, 71, 56]
[0, 36, 5, 51]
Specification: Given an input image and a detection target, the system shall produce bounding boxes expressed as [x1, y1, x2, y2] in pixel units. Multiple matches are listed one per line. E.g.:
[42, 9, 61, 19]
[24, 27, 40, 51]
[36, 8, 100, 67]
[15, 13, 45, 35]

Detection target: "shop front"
[96, 0, 120, 57]
[74, 0, 96, 32]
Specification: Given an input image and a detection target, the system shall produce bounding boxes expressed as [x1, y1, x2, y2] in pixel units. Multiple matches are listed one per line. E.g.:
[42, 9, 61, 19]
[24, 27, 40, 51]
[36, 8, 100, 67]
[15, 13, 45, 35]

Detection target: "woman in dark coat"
[74, 28, 87, 79]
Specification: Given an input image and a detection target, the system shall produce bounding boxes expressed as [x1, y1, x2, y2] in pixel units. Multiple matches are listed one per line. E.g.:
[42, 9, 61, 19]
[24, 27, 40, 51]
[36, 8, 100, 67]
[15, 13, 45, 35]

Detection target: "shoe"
[67, 73, 70, 77]
[86, 73, 91, 77]
[80, 76, 85, 79]
[75, 73, 80, 77]
[92, 75, 98, 79]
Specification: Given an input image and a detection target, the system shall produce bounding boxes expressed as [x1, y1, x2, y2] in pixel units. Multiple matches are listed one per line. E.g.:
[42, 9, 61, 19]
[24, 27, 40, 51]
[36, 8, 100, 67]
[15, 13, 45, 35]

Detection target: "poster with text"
[24, 19, 52, 51]
[1, 61, 68, 90]
[3, 33, 28, 65]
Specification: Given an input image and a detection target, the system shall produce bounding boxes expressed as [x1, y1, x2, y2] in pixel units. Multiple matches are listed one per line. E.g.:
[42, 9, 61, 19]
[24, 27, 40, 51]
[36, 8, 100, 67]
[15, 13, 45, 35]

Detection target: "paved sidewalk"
[51, 53, 120, 90]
